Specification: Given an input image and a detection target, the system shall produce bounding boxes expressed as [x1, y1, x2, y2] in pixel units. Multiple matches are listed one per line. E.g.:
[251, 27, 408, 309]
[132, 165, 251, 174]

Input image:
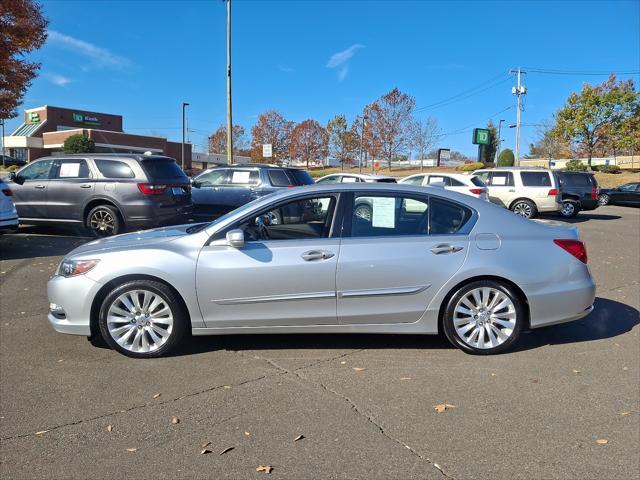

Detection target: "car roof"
[321, 173, 395, 180]
[35, 153, 176, 162]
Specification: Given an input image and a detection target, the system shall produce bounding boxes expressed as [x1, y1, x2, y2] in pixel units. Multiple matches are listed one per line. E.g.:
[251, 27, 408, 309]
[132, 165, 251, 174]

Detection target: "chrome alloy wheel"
[561, 202, 575, 217]
[453, 287, 517, 350]
[513, 202, 533, 218]
[90, 209, 115, 233]
[106, 290, 174, 353]
[354, 204, 372, 222]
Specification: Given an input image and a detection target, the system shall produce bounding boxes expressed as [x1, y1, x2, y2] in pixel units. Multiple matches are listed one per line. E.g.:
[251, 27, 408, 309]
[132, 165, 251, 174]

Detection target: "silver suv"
[473, 167, 561, 218]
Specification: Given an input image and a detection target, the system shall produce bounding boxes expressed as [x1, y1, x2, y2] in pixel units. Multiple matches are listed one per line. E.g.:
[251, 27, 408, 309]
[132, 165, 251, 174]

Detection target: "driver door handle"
[80, 184, 92, 188]
[431, 244, 463, 255]
[34, 184, 46, 189]
[301, 250, 335, 261]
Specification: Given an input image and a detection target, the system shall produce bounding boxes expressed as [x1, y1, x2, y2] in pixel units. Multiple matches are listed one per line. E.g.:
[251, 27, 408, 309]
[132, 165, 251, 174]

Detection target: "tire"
[442, 280, 525, 355]
[560, 201, 580, 218]
[354, 203, 373, 222]
[86, 204, 123, 236]
[510, 199, 537, 219]
[98, 280, 188, 358]
[598, 194, 610, 206]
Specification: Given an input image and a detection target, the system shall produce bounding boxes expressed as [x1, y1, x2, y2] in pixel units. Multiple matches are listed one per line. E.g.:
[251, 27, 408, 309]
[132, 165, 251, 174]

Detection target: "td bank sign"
[72, 113, 101, 126]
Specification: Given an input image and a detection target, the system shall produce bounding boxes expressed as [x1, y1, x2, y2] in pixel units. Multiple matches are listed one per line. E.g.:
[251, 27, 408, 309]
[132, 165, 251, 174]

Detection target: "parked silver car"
[47, 183, 596, 358]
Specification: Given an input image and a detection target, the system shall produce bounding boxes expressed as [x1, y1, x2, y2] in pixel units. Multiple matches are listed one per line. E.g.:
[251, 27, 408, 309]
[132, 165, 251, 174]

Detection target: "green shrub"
[8, 165, 18, 172]
[456, 162, 484, 172]
[598, 164, 621, 174]
[565, 159, 587, 172]
[590, 165, 600, 171]
[63, 134, 95, 153]
[497, 148, 515, 166]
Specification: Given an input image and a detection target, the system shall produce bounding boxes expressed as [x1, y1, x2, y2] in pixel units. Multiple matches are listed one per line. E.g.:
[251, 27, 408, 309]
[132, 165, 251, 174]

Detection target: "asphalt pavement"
[1, 207, 638, 479]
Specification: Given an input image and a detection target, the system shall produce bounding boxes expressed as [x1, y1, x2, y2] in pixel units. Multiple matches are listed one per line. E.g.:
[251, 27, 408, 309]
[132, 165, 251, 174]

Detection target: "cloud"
[326, 44, 364, 81]
[277, 64, 295, 73]
[47, 30, 131, 69]
[47, 73, 72, 87]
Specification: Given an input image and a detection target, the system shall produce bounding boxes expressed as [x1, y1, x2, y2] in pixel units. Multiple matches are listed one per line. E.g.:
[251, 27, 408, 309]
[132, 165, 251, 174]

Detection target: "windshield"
[199, 194, 269, 231]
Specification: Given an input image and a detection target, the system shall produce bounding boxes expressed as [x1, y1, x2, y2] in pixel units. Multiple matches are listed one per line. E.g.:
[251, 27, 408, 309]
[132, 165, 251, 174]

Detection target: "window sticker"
[371, 197, 396, 228]
[342, 176, 357, 183]
[231, 171, 251, 184]
[492, 175, 507, 185]
[429, 176, 445, 184]
[60, 163, 81, 178]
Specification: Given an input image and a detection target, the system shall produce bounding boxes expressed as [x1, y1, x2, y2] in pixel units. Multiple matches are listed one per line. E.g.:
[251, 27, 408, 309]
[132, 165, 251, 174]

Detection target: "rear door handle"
[431, 244, 463, 255]
[80, 184, 92, 188]
[508, 189, 516, 192]
[34, 185, 45, 189]
[301, 250, 335, 261]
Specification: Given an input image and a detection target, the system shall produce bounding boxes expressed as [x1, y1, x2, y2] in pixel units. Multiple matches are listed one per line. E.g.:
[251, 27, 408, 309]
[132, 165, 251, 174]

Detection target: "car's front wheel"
[511, 199, 537, 219]
[443, 280, 524, 355]
[98, 280, 187, 358]
[598, 194, 610, 206]
[560, 201, 580, 218]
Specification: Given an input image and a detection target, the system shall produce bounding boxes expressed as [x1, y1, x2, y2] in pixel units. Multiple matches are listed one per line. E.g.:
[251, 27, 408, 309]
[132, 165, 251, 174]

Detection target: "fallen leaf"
[201, 441, 211, 448]
[623, 367, 629, 371]
[531, 379, 540, 384]
[223, 385, 232, 389]
[171, 416, 180, 424]
[352, 367, 366, 372]
[200, 449, 212, 455]
[340, 361, 346, 365]
[400, 377, 411, 381]
[434, 404, 456, 413]
[596, 439, 608, 445]
[126, 448, 138, 452]
[153, 393, 161, 399]
[572, 369, 581, 374]
[620, 411, 631, 416]
[219, 446, 234, 455]
[244, 431, 251, 436]
[106, 425, 113, 432]
[294, 434, 304, 442]
[57, 359, 64, 363]
[34, 430, 48, 436]
[490, 373, 497, 377]
[256, 465, 273, 474]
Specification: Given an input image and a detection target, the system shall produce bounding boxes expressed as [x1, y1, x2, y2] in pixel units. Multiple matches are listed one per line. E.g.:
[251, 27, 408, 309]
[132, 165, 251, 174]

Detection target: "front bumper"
[47, 273, 103, 336]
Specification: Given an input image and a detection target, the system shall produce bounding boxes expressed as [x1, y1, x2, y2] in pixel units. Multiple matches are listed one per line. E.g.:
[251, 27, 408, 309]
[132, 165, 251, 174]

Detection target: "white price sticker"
[232, 171, 251, 184]
[60, 163, 80, 178]
[371, 197, 396, 228]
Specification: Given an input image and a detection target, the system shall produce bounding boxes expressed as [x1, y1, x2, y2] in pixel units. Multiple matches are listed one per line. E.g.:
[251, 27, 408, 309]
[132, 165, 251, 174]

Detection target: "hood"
[67, 224, 194, 257]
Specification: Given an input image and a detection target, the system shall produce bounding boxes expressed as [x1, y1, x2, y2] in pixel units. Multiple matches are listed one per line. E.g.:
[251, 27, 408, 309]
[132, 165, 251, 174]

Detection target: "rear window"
[95, 160, 135, 179]
[268, 169, 293, 187]
[141, 160, 187, 180]
[521, 171, 552, 187]
[559, 173, 596, 187]
[288, 169, 314, 185]
[376, 178, 397, 183]
[429, 197, 473, 235]
[470, 176, 486, 187]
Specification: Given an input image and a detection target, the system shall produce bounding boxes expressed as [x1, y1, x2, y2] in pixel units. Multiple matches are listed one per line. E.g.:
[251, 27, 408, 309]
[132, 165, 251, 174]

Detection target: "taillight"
[548, 188, 558, 196]
[1, 188, 12, 196]
[469, 188, 485, 195]
[591, 187, 598, 200]
[554, 239, 588, 264]
[137, 183, 168, 195]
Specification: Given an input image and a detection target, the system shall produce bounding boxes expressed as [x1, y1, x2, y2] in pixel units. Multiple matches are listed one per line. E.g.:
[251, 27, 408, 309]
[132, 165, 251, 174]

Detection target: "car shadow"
[166, 297, 638, 357]
[0, 226, 91, 261]
[539, 213, 622, 224]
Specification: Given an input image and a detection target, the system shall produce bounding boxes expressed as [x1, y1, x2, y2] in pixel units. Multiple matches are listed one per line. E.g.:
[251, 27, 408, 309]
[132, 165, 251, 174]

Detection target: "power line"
[437, 106, 514, 139]
[525, 68, 640, 76]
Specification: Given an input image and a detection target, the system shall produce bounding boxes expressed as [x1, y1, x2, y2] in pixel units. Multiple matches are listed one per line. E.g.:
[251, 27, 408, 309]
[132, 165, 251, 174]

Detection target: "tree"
[528, 120, 573, 159]
[479, 121, 499, 164]
[0, 0, 48, 119]
[63, 134, 95, 153]
[497, 148, 515, 166]
[365, 88, 416, 169]
[209, 124, 247, 155]
[554, 75, 639, 167]
[289, 119, 328, 169]
[412, 117, 440, 171]
[326, 114, 359, 170]
[250, 110, 294, 164]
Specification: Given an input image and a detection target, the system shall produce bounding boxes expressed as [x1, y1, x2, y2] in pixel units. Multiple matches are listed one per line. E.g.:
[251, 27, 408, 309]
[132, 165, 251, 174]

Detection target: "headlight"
[56, 259, 100, 277]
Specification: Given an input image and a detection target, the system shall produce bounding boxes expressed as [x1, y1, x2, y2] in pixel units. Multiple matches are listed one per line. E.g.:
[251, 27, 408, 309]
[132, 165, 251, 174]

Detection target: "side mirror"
[11, 173, 24, 185]
[226, 229, 245, 248]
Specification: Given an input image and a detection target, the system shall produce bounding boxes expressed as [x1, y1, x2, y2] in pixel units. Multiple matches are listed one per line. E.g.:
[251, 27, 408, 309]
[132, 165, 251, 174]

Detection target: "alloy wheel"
[453, 287, 517, 350]
[513, 202, 533, 218]
[354, 204, 372, 222]
[598, 194, 609, 206]
[561, 202, 575, 217]
[106, 289, 174, 353]
[90, 209, 115, 234]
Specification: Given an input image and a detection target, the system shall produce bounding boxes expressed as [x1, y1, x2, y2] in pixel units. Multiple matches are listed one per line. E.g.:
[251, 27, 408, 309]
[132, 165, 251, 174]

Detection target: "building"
[191, 151, 252, 171]
[3, 105, 192, 169]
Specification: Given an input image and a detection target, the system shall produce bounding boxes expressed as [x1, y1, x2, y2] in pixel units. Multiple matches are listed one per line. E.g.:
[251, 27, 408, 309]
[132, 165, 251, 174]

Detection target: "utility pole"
[226, 0, 233, 165]
[358, 115, 367, 174]
[181, 102, 189, 170]
[1, 119, 5, 168]
[510, 67, 526, 166]
[495, 119, 505, 164]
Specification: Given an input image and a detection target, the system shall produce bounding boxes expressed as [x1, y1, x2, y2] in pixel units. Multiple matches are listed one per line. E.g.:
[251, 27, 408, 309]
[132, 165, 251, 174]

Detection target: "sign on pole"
[437, 148, 450, 167]
[262, 144, 272, 158]
[472, 128, 490, 145]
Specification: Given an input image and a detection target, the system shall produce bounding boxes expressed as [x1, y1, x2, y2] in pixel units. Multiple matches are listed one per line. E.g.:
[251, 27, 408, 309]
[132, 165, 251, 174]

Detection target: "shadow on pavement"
[0, 226, 91, 261]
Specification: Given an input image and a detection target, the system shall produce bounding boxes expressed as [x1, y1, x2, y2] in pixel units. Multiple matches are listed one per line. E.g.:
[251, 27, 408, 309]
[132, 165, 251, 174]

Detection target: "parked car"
[473, 167, 562, 219]
[0, 178, 19, 233]
[400, 172, 489, 201]
[598, 182, 640, 207]
[47, 183, 595, 358]
[9, 154, 192, 236]
[315, 173, 396, 184]
[556, 171, 600, 218]
[191, 164, 314, 218]
[0, 155, 26, 168]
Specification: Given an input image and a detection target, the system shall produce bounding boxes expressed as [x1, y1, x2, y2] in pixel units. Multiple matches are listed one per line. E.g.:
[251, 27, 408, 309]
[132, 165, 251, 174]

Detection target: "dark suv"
[556, 171, 599, 218]
[9, 153, 192, 235]
[191, 164, 314, 218]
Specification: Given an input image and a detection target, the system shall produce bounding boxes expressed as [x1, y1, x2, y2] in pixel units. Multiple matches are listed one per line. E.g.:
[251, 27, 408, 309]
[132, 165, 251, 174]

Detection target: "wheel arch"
[83, 198, 124, 227]
[508, 197, 536, 210]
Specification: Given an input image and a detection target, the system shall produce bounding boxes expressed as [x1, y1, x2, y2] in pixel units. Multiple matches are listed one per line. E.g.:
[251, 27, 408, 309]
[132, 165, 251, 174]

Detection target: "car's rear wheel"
[87, 205, 122, 236]
[354, 203, 372, 222]
[443, 280, 524, 355]
[560, 201, 579, 218]
[98, 280, 187, 358]
[598, 194, 610, 206]
[511, 199, 537, 219]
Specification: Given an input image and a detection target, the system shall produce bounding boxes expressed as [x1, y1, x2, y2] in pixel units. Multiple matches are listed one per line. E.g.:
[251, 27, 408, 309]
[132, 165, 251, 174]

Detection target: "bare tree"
[412, 117, 440, 171]
[250, 110, 294, 164]
[326, 114, 359, 170]
[528, 119, 572, 160]
[289, 119, 328, 169]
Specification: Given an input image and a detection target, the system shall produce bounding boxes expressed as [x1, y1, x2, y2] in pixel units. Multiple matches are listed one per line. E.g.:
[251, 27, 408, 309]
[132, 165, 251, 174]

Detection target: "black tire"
[560, 201, 580, 218]
[86, 204, 123, 236]
[510, 199, 538, 219]
[598, 194, 610, 206]
[442, 280, 525, 355]
[98, 280, 188, 358]
[354, 203, 373, 222]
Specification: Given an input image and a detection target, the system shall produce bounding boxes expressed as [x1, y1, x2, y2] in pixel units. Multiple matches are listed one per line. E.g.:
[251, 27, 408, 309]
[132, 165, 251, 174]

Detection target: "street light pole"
[495, 119, 504, 164]
[1, 119, 5, 168]
[181, 102, 189, 170]
[226, 0, 233, 166]
[358, 115, 367, 174]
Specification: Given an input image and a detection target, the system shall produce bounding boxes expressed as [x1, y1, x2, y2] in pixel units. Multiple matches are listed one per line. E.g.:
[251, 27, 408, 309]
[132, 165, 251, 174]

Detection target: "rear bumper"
[526, 275, 596, 328]
[0, 214, 19, 232]
[125, 203, 193, 229]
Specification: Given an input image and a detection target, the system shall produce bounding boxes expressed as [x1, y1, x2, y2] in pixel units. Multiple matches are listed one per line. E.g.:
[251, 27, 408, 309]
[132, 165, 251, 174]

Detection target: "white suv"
[0, 178, 19, 233]
[473, 168, 561, 218]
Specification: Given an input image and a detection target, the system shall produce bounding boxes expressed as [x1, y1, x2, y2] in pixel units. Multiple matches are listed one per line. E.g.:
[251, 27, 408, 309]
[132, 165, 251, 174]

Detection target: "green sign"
[472, 128, 490, 145]
[72, 112, 101, 126]
[29, 112, 40, 123]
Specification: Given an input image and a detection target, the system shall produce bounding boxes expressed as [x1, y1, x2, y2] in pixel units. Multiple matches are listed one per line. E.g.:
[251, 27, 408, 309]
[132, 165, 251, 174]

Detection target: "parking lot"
[0, 205, 638, 479]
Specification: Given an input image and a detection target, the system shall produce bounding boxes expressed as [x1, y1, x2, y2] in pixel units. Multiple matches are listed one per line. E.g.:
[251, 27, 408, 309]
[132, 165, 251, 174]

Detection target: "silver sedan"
[47, 183, 596, 358]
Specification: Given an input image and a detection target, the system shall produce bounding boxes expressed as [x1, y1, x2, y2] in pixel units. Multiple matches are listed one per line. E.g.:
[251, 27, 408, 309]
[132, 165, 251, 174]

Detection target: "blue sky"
[8, 0, 640, 157]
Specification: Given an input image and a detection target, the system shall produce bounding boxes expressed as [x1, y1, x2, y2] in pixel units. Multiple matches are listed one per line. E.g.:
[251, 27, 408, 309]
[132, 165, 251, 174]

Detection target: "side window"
[55, 159, 90, 179]
[475, 171, 490, 184]
[448, 178, 465, 187]
[229, 169, 260, 185]
[239, 196, 336, 241]
[521, 172, 551, 187]
[317, 175, 340, 184]
[401, 175, 425, 186]
[351, 194, 429, 237]
[341, 176, 358, 183]
[619, 183, 636, 192]
[429, 197, 473, 235]
[95, 160, 135, 179]
[427, 176, 448, 185]
[489, 171, 514, 187]
[268, 169, 292, 187]
[17, 159, 55, 181]
[195, 169, 228, 186]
